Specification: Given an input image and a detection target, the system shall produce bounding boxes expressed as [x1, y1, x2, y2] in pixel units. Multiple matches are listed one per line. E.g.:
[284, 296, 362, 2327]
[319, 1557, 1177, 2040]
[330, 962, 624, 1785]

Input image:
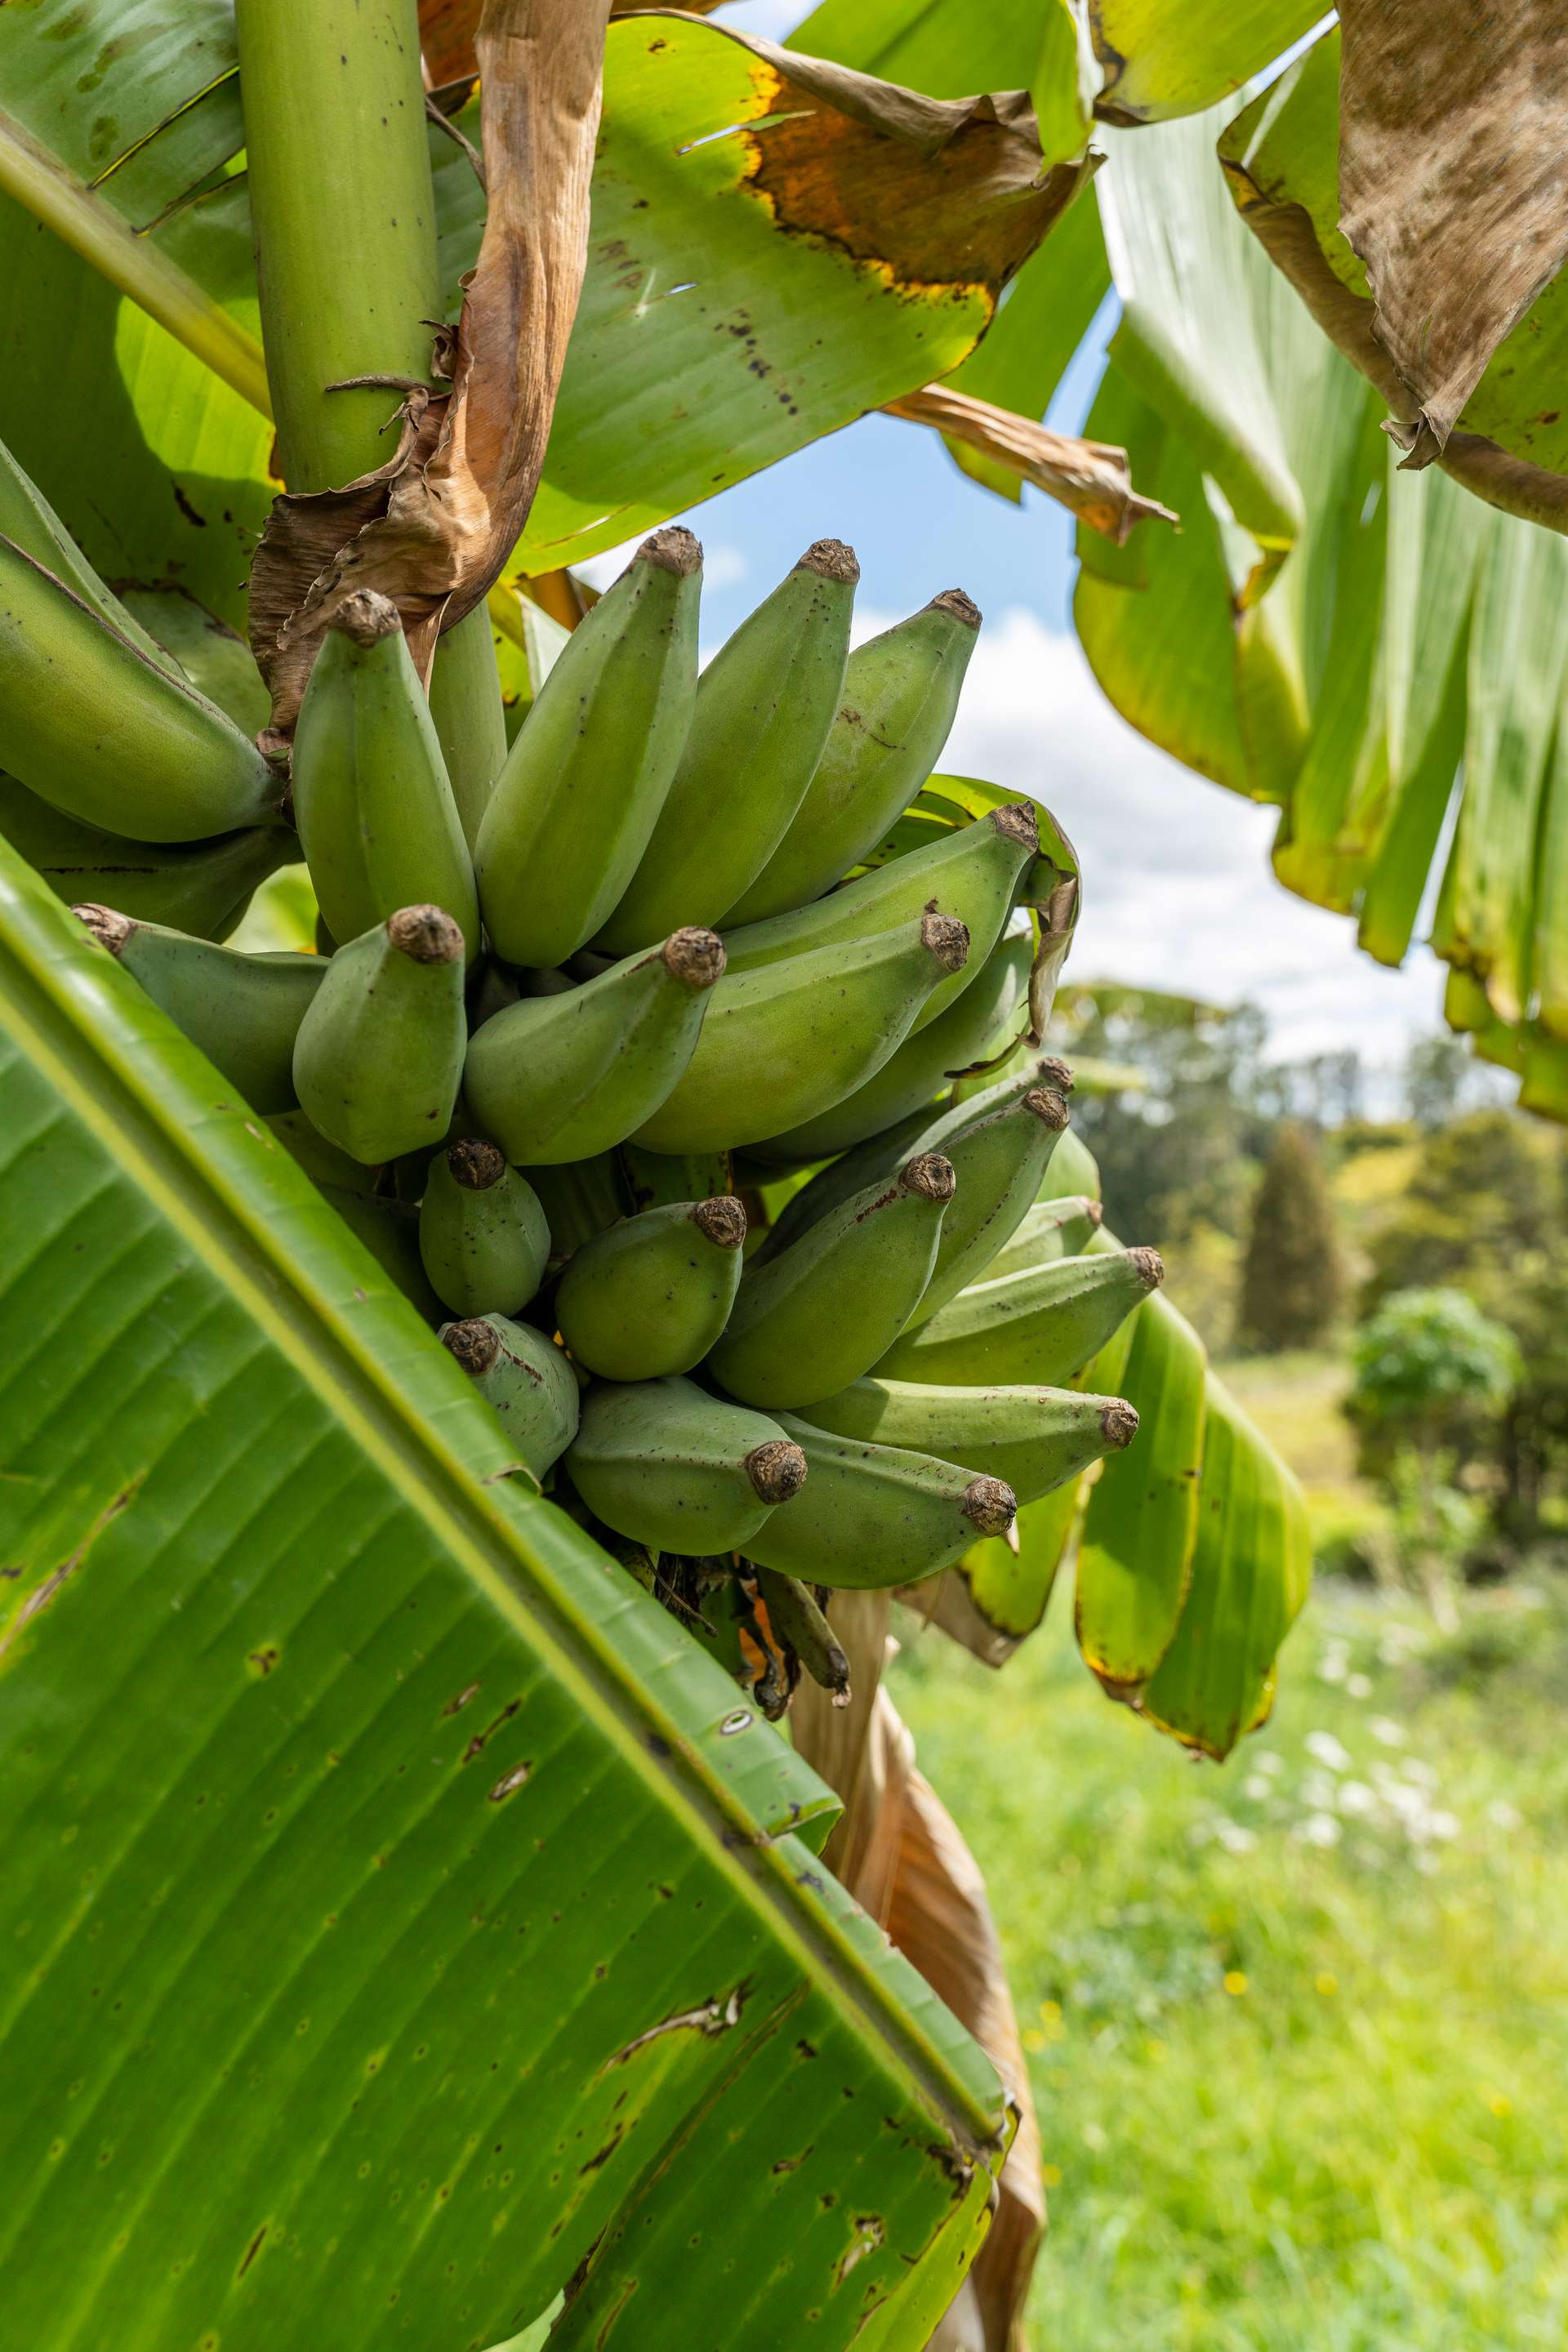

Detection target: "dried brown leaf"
[795, 1668, 1045, 2352]
[887, 381, 1178, 543]
[1224, 146, 1568, 531]
[421, 0, 722, 85]
[1338, 0, 1568, 468]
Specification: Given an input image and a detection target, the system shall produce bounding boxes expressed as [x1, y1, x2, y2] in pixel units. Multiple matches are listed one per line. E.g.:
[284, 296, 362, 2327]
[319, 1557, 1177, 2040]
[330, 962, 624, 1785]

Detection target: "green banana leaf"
[1141, 1376, 1312, 1756]
[1067, 102, 1568, 1116]
[0, 839, 1009, 2350]
[790, 0, 1324, 129]
[0, 2, 1070, 599]
[1073, 1290, 1204, 1699]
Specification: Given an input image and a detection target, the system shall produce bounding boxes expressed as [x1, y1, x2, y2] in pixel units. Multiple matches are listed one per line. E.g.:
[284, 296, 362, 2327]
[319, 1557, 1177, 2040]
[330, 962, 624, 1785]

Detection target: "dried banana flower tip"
[388, 903, 465, 964]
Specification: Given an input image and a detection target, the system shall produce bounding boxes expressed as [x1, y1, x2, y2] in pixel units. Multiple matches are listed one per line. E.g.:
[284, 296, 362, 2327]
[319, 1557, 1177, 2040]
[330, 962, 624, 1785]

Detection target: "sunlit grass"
[889, 1572, 1568, 2350]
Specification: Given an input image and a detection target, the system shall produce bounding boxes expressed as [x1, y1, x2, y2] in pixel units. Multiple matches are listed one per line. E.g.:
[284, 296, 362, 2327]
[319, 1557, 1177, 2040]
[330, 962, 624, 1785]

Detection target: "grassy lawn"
[890, 1564, 1568, 2350]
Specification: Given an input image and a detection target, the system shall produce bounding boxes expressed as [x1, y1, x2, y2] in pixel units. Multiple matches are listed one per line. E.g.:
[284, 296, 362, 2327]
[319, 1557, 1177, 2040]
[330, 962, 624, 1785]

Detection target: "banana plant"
[0, 5, 1316, 2346]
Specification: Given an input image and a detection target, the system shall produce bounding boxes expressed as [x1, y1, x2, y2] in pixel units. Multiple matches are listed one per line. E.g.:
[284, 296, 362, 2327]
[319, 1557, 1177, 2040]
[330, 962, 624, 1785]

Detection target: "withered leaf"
[886, 380, 1178, 545]
[1338, 0, 1568, 469]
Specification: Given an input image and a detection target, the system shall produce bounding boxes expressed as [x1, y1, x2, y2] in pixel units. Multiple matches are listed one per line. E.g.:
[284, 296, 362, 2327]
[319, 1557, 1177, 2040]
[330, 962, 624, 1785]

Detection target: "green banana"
[904, 1085, 1070, 1326]
[475, 528, 702, 968]
[1, 433, 182, 675]
[749, 1565, 850, 1698]
[73, 902, 323, 1113]
[291, 590, 479, 961]
[796, 1377, 1138, 1506]
[746, 926, 1030, 1165]
[565, 1376, 808, 1554]
[0, 532, 280, 841]
[293, 904, 467, 1164]
[464, 927, 726, 1165]
[268, 1109, 381, 1193]
[983, 1194, 1103, 1284]
[526, 1153, 633, 1265]
[719, 803, 1037, 1035]
[319, 1183, 445, 1321]
[740, 1414, 1015, 1588]
[1, 774, 291, 939]
[630, 910, 969, 1157]
[708, 1153, 955, 1408]
[722, 589, 982, 925]
[439, 1313, 581, 1477]
[427, 604, 509, 853]
[592, 541, 858, 953]
[755, 1040, 1066, 1259]
[555, 1196, 747, 1380]
[618, 1140, 733, 1214]
[418, 1138, 550, 1317]
[876, 1245, 1165, 1386]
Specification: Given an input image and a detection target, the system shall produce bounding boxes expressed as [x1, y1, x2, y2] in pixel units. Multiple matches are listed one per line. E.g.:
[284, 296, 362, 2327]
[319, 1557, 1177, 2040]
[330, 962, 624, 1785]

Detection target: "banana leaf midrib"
[0, 858, 1001, 2148]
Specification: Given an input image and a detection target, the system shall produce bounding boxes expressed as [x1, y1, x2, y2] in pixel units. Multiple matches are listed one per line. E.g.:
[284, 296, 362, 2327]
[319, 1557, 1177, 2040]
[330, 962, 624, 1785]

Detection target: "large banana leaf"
[1067, 104, 1568, 1117]
[0, 840, 1009, 2350]
[0, 1, 1069, 601]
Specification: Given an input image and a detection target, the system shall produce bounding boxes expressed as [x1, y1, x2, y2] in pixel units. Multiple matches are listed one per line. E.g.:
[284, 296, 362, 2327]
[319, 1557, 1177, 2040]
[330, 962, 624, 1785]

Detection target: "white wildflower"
[1306, 1731, 1352, 1772]
[1293, 1813, 1343, 1848]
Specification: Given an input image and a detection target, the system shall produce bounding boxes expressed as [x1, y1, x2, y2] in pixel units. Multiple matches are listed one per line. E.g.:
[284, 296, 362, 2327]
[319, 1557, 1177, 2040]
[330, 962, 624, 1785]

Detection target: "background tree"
[1237, 1121, 1343, 1352]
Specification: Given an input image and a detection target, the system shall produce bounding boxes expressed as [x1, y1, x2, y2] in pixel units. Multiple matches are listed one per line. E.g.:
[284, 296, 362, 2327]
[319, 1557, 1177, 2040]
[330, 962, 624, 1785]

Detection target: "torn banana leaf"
[0, 838, 1009, 2352]
[1221, 24, 1568, 521]
[1073, 99, 1568, 1112]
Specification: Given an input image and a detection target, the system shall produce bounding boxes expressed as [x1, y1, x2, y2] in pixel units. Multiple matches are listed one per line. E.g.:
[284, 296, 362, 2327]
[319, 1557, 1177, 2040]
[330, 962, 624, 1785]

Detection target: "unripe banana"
[293, 904, 467, 1165]
[983, 1194, 1102, 1284]
[464, 927, 725, 1165]
[439, 1313, 581, 1477]
[619, 1140, 734, 1214]
[320, 1183, 446, 1321]
[475, 528, 702, 968]
[796, 1377, 1138, 1506]
[723, 589, 982, 926]
[0, 533, 280, 840]
[292, 590, 479, 962]
[708, 1154, 955, 1409]
[630, 910, 969, 1157]
[594, 541, 858, 952]
[428, 604, 509, 853]
[555, 1196, 746, 1380]
[749, 1565, 850, 1698]
[755, 1040, 1066, 1259]
[565, 1376, 808, 1554]
[527, 1153, 633, 1265]
[417, 1138, 550, 1317]
[720, 803, 1038, 1036]
[740, 1414, 1015, 1588]
[1, 774, 291, 939]
[905, 1085, 1071, 1325]
[268, 1109, 381, 1193]
[72, 902, 323, 1113]
[876, 1245, 1165, 1386]
[747, 927, 1029, 1165]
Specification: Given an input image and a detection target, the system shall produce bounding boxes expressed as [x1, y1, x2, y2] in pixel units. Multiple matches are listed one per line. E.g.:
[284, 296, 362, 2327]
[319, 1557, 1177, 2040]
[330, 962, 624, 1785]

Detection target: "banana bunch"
[11, 461, 1159, 1722]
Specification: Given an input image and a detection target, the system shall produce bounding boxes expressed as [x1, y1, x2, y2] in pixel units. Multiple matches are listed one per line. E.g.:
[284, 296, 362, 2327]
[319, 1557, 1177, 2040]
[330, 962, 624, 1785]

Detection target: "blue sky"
[582, 0, 1452, 1070]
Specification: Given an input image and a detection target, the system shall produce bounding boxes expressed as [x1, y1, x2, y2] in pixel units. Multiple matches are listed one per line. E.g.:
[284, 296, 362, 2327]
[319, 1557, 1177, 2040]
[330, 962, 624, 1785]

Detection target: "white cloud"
[935, 609, 1448, 1063]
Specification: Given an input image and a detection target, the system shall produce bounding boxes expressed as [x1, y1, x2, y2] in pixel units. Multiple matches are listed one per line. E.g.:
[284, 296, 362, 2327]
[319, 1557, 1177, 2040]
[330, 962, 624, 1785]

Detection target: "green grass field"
[891, 1537, 1568, 2349]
